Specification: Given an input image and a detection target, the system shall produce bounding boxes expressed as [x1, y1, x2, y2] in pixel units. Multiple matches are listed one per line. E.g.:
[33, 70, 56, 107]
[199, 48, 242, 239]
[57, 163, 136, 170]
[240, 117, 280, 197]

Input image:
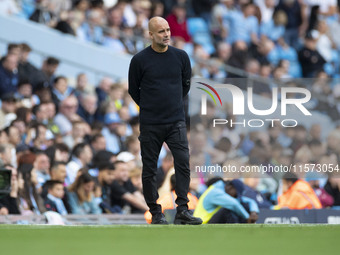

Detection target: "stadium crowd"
[0, 0, 340, 223]
[2, 0, 340, 79]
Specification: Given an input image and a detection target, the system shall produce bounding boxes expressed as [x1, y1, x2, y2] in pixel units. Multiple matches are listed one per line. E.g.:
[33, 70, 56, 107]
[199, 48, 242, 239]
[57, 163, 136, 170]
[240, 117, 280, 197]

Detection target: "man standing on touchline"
[128, 16, 202, 225]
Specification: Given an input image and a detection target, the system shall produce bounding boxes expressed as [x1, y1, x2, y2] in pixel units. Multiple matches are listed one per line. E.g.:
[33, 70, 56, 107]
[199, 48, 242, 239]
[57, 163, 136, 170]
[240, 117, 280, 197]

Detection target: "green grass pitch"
[0, 224, 339, 255]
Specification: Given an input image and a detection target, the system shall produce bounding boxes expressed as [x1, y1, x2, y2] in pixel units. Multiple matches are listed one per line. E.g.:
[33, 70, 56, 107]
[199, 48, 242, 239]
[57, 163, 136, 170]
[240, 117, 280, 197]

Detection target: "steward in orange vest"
[278, 172, 322, 210]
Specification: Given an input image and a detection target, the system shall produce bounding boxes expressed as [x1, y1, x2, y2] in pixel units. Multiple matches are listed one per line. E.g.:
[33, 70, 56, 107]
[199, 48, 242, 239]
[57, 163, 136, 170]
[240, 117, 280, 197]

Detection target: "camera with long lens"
[0, 168, 11, 198]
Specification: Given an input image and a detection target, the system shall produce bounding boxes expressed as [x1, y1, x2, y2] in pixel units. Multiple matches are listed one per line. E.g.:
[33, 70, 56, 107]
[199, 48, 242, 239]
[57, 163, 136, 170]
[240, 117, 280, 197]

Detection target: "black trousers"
[207, 208, 247, 224]
[139, 120, 190, 215]
[208, 202, 250, 224]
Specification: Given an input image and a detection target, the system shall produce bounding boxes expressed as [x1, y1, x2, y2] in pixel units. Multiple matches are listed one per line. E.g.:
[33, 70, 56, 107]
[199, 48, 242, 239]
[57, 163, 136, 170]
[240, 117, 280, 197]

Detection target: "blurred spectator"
[216, 41, 232, 64]
[49, 161, 67, 184]
[0, 93, 17, 129]
[277, 172, 322, 209]
[116, 151, 136, 170]
[249, 37, 276, 65]
[243, 177, 273, 209]
[306, 172, 334, 208]
[90, 133, 106, 154]
[54, 10, 76, 36]
[44, 101, 59, 134]
[66, 142, 93, 186]
[29, 0, 57, 27]
[68, 172, 102, 214]
[289, 125, 308, 153]
[32, 103, 48, 125]
[103, 28, 127, 54]
[74, 73, 90, 98]
[5, 125, 21, 147]
[107, 5, 124, 30]
[298, 32, 326, 77]
[16, 80, 39, 108]
[211, 0, 234, 42]
[260, 10, 287, 42]
[17, 43, 39, 83]
[77, 9, 105, 44]
[227, 41, 249, 72]
[17, 160, 46, 215]
[308, 139, 325, 163]
[26, 123, 53, 150]
[108, 83, 124, 111]
[77, 93, 98, 125]
[255, 0, 276, 24]
[48, 0, 72, 15]
[324, 176, 340, 206]
[44, 180, 68, 215]
[33, 152, 51, 190]
[41, 161, 71, 213]
[5, 43, 21, 56]
[125, 135, 141, 164]
[96, 77, 112, 103]
[45, 143, 70, 166]
[96, 162, 121, 213]
[110, 161, 148, 213]
[31, 57, 60, 90]
[201, 58, 226, 82]
[224, 3, 259, 45]
[51, 76, 75, 107]
[54, 95, 80, 136]
[275, 0, 304, 49]
[71, 0, 89, 32]
[129, 167, 143, 193]
[166, 4, 191, 42]
[63, 120, 88, 149]
[150, 0, 165, 17]
[194, 178, 259, 224]
[326, 131, 340, 160]
[312, 20, 337, 70]
[0, 54, 19, 95]
[102, 112, 126, 154]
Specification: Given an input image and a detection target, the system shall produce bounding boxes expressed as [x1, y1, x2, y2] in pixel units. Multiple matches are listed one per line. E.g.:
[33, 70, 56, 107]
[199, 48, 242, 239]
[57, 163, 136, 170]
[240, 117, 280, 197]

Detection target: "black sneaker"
[174, 210, 203, 225]
[151, 213, 169, 225]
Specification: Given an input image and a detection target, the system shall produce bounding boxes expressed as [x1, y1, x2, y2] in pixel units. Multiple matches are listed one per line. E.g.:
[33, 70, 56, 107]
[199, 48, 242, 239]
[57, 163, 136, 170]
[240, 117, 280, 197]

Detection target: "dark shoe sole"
[151, 220, 169, 225]
[174, 219, 203, 225]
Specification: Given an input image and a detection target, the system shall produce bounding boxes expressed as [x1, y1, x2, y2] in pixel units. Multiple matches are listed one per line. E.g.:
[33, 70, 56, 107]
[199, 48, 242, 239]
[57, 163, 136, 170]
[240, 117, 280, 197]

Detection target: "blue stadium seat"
[187, 17, 209, 36]
[187, 17, 215, 54]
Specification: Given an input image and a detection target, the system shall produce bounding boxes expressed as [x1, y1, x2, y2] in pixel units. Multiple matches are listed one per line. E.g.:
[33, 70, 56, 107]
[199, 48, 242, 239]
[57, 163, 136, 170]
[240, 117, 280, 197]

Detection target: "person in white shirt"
[66, 142, 93, 186]
[312, 20, 336, 63]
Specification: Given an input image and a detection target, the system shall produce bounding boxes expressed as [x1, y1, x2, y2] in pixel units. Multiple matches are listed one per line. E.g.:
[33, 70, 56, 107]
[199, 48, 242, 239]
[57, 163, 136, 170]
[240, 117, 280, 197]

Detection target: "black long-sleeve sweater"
[128, 45, 191, 125]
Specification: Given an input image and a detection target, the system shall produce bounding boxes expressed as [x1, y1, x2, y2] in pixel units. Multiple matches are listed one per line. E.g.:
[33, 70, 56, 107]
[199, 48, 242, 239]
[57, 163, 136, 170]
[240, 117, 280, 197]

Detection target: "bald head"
[148, 16, 168, 32]
[148, 16, 171, 52]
